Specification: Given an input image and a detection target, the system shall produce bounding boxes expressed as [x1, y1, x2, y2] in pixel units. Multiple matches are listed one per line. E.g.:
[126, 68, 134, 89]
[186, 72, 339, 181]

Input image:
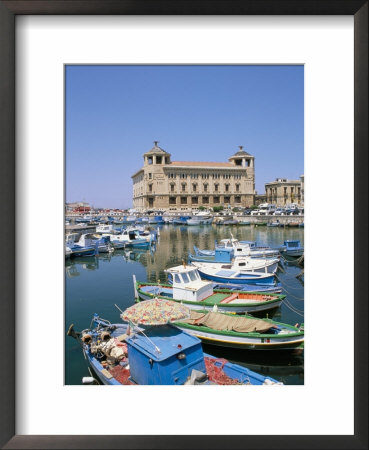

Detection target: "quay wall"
[65, 215, 304, 229]
[238, 215, 304, 225]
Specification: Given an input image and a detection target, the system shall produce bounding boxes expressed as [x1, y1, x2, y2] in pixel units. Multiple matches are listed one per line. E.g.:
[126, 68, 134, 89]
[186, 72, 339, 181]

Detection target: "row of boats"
[68, 212, 303, 227]
[67, 233, 304, 386]
[65, 226, 158, 257]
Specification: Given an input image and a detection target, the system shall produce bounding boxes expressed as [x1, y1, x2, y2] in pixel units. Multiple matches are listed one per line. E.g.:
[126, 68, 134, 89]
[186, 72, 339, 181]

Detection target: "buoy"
[82, 377, 96, 385]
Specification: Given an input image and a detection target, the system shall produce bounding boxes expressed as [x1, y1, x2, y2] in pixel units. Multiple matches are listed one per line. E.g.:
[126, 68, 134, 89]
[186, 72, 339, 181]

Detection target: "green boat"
[134, 264, 285, 314]
[175, 309, 304, 351]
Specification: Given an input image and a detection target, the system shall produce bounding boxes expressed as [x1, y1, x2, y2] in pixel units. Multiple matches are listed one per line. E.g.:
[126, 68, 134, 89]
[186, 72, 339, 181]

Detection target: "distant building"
[254, 194, 267, 205]
[66, 201, 91, 212]
[265, 176, 304, 206]
[131, 142, 256, 212]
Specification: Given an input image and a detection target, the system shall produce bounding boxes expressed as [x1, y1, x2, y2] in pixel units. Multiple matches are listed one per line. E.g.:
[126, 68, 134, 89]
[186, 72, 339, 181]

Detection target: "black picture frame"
[0, 1, 367, 449]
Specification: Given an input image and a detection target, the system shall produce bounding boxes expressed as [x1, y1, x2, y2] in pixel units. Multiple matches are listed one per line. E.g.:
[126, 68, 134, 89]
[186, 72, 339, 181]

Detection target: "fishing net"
[204, 357, 243, 385]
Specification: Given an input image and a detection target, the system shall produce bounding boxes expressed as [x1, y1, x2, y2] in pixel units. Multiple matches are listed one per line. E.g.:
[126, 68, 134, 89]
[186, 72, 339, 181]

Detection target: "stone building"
[265, 176, 304, 206]
[132, 142, 255, 212]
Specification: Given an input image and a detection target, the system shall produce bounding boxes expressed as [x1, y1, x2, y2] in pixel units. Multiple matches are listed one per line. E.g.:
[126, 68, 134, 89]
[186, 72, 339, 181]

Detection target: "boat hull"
[78, 322, 282, 385]
[136, 283, 284, 313]
[194, 267, 276, 285]
[175, 323, 304, 351]
[70, 247, 96, 257]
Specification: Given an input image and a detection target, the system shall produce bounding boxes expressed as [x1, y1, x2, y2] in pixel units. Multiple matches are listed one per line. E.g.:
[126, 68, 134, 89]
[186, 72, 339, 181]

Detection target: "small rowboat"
[191, 261, 277, 285]
[176, 309, 304, 351]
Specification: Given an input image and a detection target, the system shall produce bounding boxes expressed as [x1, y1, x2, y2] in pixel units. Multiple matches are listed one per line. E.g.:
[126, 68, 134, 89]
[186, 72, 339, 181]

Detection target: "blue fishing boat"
[189, 248, 279, 274]
[67, 311, 283, 385]
[65, 234, 97, 257]
[172, 216, 191, 225]
[148, 215, 165, 225]
[76, 233, 114, 254]
[68, 244, 96, 257]
[279, 240, 304, 259]
[191, 261, 276, 285]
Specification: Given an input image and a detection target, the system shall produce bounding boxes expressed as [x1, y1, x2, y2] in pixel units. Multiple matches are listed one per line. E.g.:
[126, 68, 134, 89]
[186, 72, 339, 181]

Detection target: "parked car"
[250, 209, 261, 216]
[273, 208, 284, 216]
[243, 209, 252, 215]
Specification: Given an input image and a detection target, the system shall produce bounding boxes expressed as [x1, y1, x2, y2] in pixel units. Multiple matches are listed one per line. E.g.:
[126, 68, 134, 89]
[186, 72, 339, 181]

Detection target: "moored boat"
[190, 254, 279, 274]
[172, 216, 191, 225]
[176, 310, 304, 351]
[76, 233, 114, 254]
[67, 311, 283, 385]
[195, 238, 280, 259]
[267, 220, 281, 227]
[65, 234, 97, 257]
[279, 240, 304, 259]
[135, 264, 284, 313]
[191, 261, 276, 285]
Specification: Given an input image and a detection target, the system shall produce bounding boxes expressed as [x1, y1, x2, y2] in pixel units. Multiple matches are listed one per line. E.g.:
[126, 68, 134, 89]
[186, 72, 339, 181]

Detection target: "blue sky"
[66, 65, 304, 209]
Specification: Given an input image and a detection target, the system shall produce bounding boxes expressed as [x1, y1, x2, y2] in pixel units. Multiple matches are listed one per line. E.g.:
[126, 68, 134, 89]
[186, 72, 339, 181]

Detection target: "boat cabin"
[165, 265, 213, 302]
[284, 240, 302, 249]
[211, 247, 234, 262]
[96, 224, 115, 234]
[126, 324, 207, 385]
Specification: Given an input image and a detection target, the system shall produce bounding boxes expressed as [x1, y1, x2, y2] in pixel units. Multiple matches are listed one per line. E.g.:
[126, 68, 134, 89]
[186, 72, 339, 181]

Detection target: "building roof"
[168, 161, 234, 168]
[144, 141, 170, 155]
[229, 146, 253, 158]
[265, 179, 301, 185]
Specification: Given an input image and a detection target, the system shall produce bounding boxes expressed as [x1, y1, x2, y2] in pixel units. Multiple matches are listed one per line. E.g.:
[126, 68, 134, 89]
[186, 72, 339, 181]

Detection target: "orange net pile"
[204, 357, 241, 385]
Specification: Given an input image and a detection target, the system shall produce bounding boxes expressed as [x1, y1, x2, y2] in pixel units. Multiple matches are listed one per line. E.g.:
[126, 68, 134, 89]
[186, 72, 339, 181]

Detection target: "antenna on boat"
[114, 304, 124, 314]
[132, 274, 139, 299]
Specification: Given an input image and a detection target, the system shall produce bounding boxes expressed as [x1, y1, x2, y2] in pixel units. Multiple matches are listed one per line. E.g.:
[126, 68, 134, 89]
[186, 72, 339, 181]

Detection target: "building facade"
[265, 176, 304, 206]
[132, 142, 255, 212]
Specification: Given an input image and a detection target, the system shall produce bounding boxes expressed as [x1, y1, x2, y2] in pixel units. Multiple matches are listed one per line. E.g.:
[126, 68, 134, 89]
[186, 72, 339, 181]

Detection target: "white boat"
[191, 258, 278, 285]
[192, 255, 279, 274]
[215, 237, 280, 258]
[76, 233, 114, 254]
[96, 224, 117, 234]
[65, 246, 72, 259]
[106, 228, 154, 247]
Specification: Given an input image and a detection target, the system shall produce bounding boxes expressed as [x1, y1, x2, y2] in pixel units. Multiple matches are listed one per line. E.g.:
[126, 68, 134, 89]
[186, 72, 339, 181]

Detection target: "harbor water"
[65, 224, 304, 385]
